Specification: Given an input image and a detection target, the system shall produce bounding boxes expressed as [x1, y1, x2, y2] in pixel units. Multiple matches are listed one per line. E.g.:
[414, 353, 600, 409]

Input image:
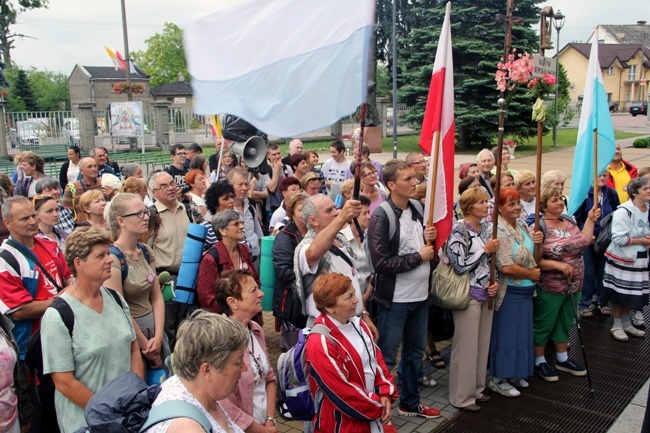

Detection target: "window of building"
[628, 65, 637, 81]
[607, 66, 614, 75]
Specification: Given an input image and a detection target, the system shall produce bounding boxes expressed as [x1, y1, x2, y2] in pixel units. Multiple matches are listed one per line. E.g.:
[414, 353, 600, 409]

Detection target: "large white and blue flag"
[567, 39, 616, 215]
[183, 0, 375, 138]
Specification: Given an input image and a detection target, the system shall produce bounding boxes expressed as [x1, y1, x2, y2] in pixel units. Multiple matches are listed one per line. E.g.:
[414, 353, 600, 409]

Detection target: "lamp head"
[553, 10, 565, 31]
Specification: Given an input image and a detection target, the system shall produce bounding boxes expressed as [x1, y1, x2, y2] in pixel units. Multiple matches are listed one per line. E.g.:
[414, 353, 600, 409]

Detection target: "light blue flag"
[567, 40, 616, 215]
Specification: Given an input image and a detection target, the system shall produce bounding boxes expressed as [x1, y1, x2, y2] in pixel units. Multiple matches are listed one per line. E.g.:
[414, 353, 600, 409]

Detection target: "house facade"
[558, 43, 650, 108]
[150, 72, 194, 110]
[68, 65, 153, 112]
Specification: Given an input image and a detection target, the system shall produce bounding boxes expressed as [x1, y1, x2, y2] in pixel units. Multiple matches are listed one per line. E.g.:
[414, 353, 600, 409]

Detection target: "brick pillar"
[75, 102, 96, 152]
[376, 97, 390, 138]
[151, 101, 172, 151]
[0, 100, 7, 160]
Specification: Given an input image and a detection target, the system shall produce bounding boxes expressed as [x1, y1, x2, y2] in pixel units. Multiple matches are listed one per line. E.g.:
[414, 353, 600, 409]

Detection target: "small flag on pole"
[104, 46, 121, 70]
[420, 1, 455, 252]
[566, 38, 616, 215]
[183, 0, 375, 138]
[115, 51, 127, 71]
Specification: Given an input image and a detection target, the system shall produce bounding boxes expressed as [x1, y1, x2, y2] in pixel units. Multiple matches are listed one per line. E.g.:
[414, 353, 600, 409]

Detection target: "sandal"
[426, 351, 447, 368]
[418, 375, 437, 387]
[610, 327, 628, 341]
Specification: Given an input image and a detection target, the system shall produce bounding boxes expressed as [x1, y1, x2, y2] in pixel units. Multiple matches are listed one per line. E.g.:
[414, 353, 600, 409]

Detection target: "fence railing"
[3, 103, 420, 155]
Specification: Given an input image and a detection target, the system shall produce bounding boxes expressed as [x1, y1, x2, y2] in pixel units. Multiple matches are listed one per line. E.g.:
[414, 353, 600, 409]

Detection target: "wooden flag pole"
[533, 12, 549, 261]
[427, 131, 441, 228]
[593, 129, 599, 206]
[489, 0, 522, 309]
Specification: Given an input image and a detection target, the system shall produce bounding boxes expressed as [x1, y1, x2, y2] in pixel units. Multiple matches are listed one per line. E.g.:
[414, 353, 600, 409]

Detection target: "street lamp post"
[552, 10, 565, 147]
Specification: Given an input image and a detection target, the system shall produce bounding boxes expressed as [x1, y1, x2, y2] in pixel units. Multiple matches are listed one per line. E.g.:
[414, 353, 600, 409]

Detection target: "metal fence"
[3, 103, 420, 154]
[6, 111, 79, 148]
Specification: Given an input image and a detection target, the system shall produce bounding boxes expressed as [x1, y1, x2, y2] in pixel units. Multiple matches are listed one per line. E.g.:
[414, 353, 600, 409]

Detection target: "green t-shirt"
[41, 287, 135, 433]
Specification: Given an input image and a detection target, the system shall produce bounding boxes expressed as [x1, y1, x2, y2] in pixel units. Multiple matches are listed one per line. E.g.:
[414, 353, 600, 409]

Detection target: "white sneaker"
[632, 310, 645, 327]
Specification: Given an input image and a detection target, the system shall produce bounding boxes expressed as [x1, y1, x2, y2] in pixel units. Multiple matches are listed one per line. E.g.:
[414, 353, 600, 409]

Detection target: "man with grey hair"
[62, 157, 102, 223]
[121, 163, 144, 180]
[477, 148, 495, 198]
[87, 147, 115, 178]
[405, 152, 428, 184]
[293, 194, 378, 338]
[227, 167, 264, 264]
[282, 138, 304, 166]
[0, 196, 72, 430]
[149, 171, 202, 349]
[35, 178, 75, 235]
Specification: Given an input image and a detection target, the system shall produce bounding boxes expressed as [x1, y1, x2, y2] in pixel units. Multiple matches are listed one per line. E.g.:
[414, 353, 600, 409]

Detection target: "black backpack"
[594, 207, 631, 254]
[24, 289, 123, 377]
[110, 244, 151, 284]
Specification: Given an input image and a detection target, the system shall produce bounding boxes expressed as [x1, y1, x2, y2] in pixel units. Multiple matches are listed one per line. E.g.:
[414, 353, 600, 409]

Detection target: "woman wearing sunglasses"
[104, 193, 170, 373]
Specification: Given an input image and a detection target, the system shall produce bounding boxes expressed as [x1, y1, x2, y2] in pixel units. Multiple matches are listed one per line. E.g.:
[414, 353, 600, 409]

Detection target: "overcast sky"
[9, 0, 649, 75]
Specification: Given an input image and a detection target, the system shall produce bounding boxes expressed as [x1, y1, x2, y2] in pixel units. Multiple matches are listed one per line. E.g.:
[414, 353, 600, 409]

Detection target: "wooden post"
[489, 0, 523, 309]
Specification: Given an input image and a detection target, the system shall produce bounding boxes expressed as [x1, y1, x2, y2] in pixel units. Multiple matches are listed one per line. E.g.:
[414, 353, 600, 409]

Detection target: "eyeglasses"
[175, 152, 187, 156]
[409, 160, 426, 166]
[152, 182, 177, 191]
[362, 171, 378, 178]
[122, 208, 152, 220]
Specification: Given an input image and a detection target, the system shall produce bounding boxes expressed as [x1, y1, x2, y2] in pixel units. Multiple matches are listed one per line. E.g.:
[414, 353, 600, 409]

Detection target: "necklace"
[70, 284, 81, 301]
[247, 326, 265, 381]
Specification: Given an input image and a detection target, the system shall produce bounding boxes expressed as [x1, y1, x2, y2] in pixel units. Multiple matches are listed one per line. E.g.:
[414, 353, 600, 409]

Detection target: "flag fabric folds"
[420, 2, 455, 252]
[115, 51, 127, 71]
[104, 46, 122, 70]
[183, 0, 375, 138]
[566, 39, 616, 215]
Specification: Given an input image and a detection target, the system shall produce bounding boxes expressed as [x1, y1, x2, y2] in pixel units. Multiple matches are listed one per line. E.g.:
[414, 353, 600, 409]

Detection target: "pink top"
[219, 320, 276, 430]
[539, 217, 589, 294]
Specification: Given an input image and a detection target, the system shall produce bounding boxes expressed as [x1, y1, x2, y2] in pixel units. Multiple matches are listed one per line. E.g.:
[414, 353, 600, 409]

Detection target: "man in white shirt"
[321, 140, 353, 198]
[295, 194, 377, 339]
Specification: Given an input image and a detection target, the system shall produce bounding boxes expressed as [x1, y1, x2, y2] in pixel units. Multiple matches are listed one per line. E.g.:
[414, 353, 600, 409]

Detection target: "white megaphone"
[231, 136, 267, 169]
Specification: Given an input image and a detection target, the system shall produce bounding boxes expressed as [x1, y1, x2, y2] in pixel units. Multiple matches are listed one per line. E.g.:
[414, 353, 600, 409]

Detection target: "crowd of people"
[0, 136, 648, 433]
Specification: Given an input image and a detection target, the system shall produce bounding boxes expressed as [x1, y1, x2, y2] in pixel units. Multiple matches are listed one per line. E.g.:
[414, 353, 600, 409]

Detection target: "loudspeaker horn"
[231, 136, 267, 169]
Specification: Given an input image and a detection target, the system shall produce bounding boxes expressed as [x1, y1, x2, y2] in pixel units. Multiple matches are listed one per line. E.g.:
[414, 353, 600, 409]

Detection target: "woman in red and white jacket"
[305, 273, 398, 433]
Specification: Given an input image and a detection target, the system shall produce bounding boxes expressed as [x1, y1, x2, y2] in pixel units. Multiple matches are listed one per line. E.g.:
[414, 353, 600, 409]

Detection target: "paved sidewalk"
[268, 126, 650, 433]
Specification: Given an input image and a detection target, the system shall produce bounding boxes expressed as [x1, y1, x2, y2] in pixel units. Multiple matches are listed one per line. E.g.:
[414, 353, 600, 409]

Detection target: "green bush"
[633, 138, 649, 148]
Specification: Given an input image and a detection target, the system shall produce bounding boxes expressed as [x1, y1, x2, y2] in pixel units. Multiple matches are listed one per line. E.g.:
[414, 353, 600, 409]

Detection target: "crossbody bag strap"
[327, 244, 354, 268]
[139, 400, 212, 433]
[6, 239, 64, 292]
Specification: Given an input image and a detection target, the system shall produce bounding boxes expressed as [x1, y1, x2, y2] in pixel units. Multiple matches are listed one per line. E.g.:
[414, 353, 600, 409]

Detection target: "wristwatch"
[265, 417, 277, 426]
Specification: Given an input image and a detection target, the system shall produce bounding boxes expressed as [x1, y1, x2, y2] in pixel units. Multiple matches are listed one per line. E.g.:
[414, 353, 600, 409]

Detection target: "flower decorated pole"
[489, 0, 525, 310]
[533, 7, 556, 259]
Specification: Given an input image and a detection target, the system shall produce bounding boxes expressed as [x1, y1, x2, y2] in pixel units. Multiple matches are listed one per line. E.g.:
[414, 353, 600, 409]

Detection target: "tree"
[4, 66, 69, 112]
[131, 22, 188, 89]
[9, 68, 36, 111]
[399, 0, 551, 149]
[0, 0, 48, 66]
[27, 68, 69, 110]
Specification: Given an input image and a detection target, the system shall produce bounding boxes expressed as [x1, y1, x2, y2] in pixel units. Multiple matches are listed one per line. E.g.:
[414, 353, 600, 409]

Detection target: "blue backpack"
[276, 324, 332, 421]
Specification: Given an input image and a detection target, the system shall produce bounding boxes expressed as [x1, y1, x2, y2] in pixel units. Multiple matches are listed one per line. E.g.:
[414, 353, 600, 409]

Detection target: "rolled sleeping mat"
[173, 223, 207, 304]
[260, 236, 276, 312]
